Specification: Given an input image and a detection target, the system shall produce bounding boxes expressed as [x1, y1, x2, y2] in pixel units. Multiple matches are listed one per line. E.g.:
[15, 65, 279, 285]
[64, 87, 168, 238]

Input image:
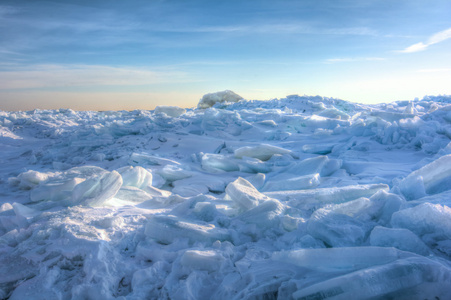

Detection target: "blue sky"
[1, 0, 450, 110]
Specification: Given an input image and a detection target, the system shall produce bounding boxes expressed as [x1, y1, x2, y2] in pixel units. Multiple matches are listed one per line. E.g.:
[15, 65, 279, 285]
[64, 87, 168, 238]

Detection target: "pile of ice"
[2, 92, 451, 299]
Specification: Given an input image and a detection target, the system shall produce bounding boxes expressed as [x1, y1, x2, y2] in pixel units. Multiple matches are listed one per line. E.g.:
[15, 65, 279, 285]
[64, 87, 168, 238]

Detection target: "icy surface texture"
[2, 95, 451, 299]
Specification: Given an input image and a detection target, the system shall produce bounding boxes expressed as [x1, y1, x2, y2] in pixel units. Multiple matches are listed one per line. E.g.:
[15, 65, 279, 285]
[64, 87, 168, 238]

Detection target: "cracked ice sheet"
[1, 95, 451, 299]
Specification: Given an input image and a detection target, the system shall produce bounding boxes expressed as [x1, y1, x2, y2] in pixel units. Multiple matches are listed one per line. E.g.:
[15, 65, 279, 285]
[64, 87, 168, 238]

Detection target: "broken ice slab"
[71, 171, 123, 207]
[180, 250, 225, 272]
[272, 247, 412, 272]
[279, 156, 342, 177]
[369, 226, 431, 256]
[234, 144, 293, 161]
[201, 153, 240, 173]
[307, 208, 367, 247]
[265, 184, 389, 208]
[399, 154, 451, 199]
[144, 215, 230, 245]
[129, 152, 181, 166]
[225, 177, 271, 211]
[117, 166, 153, 189]
[262, 173, 320, 192]
[238, 157, 272, 173]
[30, 178, 83, 202]
[111, 186, 154, 205]
[156, 165, 193, 182]
[391, 203, 451, 242]
[292, 256, 451, 300]
[236, 199, 284, 229]
[9, 170, 49, 190]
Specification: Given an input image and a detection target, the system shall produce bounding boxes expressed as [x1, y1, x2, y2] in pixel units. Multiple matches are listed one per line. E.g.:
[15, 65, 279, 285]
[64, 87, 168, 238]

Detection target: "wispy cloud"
[399, 27, 451, 53]
[0, 64, 195, 90]
[324, 57, 385, 64]
[417, 68, 451, 73]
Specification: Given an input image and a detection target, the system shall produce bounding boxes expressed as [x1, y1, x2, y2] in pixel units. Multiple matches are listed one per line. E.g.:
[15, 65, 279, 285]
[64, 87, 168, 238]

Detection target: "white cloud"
[324, 57, 385, 64]
[399, 27, 451, 53]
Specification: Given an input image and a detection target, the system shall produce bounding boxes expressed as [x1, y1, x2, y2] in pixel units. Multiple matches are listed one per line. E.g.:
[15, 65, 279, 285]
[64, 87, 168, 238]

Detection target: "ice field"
[2, 91, 451, 299]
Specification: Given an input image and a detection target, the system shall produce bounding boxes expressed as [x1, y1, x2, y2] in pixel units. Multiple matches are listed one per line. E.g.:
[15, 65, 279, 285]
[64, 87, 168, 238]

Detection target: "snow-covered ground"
[2, 93, 451, 299]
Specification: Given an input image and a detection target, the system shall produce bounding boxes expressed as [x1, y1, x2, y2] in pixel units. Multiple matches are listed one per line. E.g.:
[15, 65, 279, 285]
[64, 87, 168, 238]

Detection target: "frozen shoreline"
[2, 94, 451, 299]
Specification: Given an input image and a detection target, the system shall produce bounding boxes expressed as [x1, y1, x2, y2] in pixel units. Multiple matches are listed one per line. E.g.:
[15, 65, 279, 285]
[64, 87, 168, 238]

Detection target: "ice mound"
[197, 90, 243, 109]
[154, 105, 186, 117]
[3, 94, 451, 298]
[399, 154, 451, 199]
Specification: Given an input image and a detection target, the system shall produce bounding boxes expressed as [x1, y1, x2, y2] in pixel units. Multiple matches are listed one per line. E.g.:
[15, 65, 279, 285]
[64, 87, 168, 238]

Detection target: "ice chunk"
[154, 105, 186, 117]
[71, 171, 123, 207]
[13, 203, 40, 219]
[180, 250, 225, 272]
[237, 199, 284, 228]
[391, 203, 451, 240]
[245, 173, 266, 190]
[369, 226, 430, 256]
[234, 144, 292, 161]
[157, 165, 193, 182]
[112, 186, 153, 205]
[225, 177, 270, 211]
[292, 257, 451, 300]
[307, 208, 367, 247]
[198, 90, 243, 109]
[201, 153, 240, 173]
[266, 184, 389, 208]
[144, 215, 230, 245]
[30, 178, 83, 202]
[399, 154, 451, 199]
[117, 166, 153, 189]
[11, 170, 49, 190]
[238, 157, 272, 173]
[272, 247, 408, 272]
[262, 173, 320, 192]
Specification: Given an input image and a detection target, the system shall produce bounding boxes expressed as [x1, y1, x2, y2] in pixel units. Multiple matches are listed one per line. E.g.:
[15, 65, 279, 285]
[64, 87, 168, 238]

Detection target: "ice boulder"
[198, 90, 243, 109]
[369, 226, 431, 256]
[391, 203, 451, 248]
[71, 171, 123, 207]
[225, 177, 270, 211]
[237, 198, 284, 229]
[9, 170, 49, 190]
[117, 166, 153, 189]
[234, 144, 293, 161]
[307, 208, 367, 247]
[399, 154, 451, 199]
[154, 105, 186, 117]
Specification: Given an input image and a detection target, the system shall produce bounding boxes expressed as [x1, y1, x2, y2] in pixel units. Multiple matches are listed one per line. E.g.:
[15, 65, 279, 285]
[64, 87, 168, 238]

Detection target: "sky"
[0, 0, 450, 111]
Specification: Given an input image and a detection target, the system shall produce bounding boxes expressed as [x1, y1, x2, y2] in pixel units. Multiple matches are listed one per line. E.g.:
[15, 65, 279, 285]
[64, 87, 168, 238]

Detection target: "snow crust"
[2, 94, 451, 299]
